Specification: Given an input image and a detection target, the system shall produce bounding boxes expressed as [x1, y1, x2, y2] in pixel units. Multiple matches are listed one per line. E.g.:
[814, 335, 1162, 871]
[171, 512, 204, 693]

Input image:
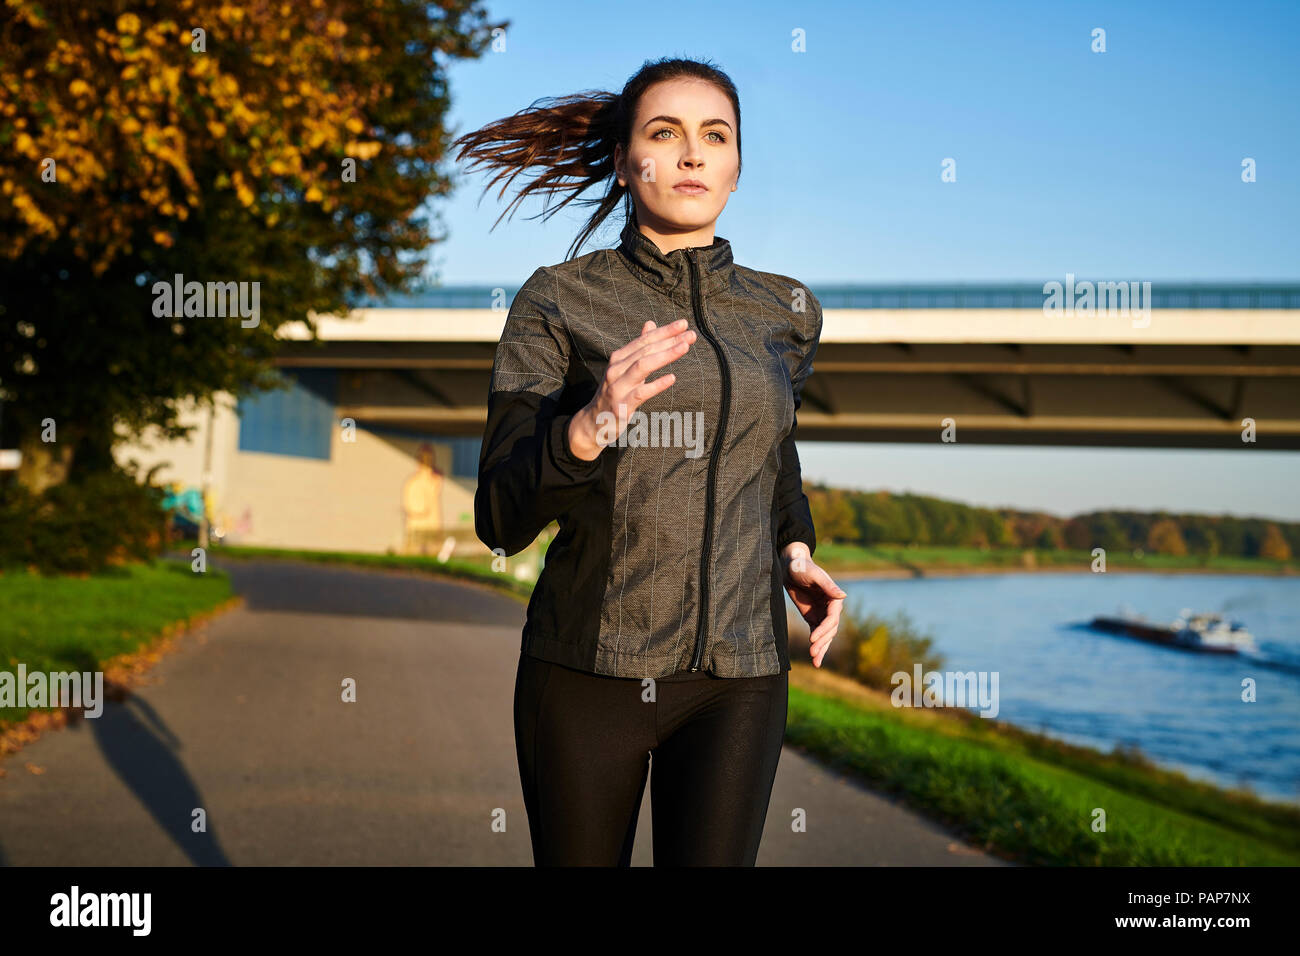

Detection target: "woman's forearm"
[781, 541, 811, 571]
[566, 405, 604, 462]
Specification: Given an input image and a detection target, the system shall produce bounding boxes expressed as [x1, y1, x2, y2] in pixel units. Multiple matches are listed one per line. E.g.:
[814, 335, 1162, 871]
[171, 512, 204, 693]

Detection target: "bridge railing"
[347, 283, 1300, 311]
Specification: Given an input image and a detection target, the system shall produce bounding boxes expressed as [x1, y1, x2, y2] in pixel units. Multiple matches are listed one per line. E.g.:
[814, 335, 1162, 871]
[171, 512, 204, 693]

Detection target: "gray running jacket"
[475, 220, 822, 679]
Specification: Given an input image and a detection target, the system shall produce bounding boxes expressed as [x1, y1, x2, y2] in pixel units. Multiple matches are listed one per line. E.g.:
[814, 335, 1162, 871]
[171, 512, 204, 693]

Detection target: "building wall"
[114, 382, 480, 555]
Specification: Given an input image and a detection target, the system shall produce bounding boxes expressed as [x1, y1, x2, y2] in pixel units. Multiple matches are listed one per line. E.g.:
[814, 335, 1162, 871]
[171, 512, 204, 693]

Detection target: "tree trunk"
[14, 422, 114, 493]
[16, 432, 74, 494]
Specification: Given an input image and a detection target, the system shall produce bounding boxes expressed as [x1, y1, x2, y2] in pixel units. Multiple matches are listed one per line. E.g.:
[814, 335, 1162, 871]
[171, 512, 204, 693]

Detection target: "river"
[837, 570, 1300, 805]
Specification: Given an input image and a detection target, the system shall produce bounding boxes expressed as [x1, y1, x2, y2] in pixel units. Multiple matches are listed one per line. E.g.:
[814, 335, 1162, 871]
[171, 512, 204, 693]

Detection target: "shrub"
[825, 600, 947, 692]
[0, 463, 168, 574]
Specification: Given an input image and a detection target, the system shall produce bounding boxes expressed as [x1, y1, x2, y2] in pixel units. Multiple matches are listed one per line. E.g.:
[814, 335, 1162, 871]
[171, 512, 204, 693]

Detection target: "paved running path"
[0, 560, 1007, 866]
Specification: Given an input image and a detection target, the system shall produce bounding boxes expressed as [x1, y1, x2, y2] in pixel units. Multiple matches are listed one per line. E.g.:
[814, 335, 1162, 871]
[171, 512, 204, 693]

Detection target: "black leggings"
[513, 651, 788, 866]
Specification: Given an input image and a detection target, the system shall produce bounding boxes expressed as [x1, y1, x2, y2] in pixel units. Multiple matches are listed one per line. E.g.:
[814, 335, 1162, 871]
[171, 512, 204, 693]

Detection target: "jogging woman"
[456, 56, 846, 866]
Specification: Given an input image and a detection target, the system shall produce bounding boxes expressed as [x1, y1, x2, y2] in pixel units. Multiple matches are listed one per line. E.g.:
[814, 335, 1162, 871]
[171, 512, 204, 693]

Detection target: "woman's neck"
[634, 220, 716, 255]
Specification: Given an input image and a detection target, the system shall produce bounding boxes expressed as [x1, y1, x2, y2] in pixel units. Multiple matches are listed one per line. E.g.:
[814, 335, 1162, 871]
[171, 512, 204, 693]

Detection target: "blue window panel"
[237, 369, 337, 460]
[448, 435, 482, 478]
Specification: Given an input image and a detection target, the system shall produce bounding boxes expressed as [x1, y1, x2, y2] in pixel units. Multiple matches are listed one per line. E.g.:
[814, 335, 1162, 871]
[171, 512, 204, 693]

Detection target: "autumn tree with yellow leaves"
[0, 0, 503, 488]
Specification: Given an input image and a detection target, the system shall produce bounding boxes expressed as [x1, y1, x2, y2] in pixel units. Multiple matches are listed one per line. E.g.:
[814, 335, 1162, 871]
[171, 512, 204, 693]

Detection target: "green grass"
[814, 542, 1297, 576]
[785, 679, 1300, 865]
[0, 560, 234, 730]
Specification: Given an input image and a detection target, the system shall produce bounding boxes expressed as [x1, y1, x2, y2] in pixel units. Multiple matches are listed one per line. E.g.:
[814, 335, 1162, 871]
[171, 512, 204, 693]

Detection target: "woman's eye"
[652, 128, 727, 143]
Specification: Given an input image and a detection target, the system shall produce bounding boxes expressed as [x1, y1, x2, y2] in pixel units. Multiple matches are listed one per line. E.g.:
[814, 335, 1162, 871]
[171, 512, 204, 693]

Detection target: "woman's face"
[615, 77, 739, 235]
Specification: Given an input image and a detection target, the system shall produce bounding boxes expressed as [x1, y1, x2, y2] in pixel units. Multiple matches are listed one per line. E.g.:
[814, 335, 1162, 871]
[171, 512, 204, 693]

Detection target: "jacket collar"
[616, 220, 734, 301]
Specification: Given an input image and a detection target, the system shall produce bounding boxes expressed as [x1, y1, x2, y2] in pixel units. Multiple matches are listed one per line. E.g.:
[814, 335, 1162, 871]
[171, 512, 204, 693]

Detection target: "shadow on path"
[86, 693, 232, 866]
[216, 559, 525, 626]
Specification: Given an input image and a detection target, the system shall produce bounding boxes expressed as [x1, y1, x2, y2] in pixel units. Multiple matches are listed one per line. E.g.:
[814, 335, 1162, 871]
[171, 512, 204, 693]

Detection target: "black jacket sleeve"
[474, 267, 603, 557]
[774, 290, 823, 557]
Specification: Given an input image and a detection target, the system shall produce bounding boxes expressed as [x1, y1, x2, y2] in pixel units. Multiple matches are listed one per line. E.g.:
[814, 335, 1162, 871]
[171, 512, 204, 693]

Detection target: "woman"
[456, 56, 846, 866]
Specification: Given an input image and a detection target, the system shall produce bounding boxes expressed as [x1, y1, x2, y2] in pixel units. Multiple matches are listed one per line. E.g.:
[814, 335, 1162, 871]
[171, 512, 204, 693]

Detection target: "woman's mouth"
[673, 181, 707, 195]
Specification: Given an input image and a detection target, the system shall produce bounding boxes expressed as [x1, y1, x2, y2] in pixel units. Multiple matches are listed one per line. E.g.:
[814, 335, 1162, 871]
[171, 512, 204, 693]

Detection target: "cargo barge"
[1088, 610, 1256, 655]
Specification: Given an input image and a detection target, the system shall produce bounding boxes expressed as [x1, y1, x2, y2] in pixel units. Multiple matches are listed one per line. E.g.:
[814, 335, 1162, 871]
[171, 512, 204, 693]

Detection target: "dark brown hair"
[451, 56, 742, 261]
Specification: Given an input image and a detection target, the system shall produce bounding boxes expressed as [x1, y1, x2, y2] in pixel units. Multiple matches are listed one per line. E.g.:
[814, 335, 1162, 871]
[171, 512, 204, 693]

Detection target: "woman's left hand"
[780, 543, 846, 668]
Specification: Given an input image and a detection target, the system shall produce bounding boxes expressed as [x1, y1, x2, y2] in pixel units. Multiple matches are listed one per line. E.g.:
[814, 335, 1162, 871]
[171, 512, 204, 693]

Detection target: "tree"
[862, 490, 910, 546]
[808, 485, 858, 545]
[1146, 517, 1188, 556]
[1259, 523, 1291, 561]
[1000, 513, 1020, 548]
[1092, 512, 1130, 552]
[1062, 516, 1091, 551]
[1036, 523, 1064, 550]
[0, 0, 503, 488]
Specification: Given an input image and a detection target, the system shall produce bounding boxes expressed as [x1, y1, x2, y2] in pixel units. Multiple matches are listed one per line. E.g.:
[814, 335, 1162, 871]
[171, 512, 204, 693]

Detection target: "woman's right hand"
[566, 318, 696, 461]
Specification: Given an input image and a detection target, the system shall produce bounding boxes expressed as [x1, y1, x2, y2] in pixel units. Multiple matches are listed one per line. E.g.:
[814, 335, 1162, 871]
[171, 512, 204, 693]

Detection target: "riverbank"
[786, 662, 1300, 865]
[812, 542, 1297, 580]
[826, 563, 1300, 580]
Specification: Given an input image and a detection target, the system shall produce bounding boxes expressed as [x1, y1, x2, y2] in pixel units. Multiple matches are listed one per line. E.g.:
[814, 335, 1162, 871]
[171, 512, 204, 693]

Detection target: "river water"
[837, 570, 1300, 805]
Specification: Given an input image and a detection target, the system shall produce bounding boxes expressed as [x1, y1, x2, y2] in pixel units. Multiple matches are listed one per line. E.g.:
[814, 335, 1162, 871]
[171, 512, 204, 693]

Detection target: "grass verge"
[787, 664, 1300, 865]
[0, 560, 236, 738]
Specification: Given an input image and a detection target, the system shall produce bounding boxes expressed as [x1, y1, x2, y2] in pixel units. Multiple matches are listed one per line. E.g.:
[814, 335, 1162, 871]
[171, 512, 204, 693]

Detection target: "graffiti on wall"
[161, 482, 252, 542]
[402, 442, 444, 555]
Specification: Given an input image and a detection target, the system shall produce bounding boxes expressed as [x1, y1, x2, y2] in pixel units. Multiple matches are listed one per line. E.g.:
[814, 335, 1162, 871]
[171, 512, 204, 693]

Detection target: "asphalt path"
[0, 559, 1007, 866]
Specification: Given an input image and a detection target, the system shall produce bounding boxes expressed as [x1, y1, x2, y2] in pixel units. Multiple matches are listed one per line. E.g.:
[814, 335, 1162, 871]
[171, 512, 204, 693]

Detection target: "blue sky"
[435, 0, 1300, 520]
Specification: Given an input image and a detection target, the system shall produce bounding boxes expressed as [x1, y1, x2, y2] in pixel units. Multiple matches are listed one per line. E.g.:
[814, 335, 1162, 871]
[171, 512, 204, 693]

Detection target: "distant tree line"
[805, 485, 1296, 560]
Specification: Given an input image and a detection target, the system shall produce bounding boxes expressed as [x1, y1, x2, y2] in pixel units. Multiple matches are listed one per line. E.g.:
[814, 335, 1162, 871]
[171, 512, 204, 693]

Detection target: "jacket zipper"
[687, 248, 731, 672]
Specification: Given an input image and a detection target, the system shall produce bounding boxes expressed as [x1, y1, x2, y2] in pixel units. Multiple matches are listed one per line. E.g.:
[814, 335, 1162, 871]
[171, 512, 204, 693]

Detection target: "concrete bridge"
[109, 282, 1299, 554]
[279, 282, 1300, 451]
